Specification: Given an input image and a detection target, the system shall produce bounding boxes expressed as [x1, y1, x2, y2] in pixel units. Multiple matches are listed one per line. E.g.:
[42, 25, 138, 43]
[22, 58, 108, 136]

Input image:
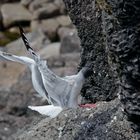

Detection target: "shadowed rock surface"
[1, 0, 140, 139]
[12, 99, 137, 140]
[63, 0, 140, 138]
[63, 0, 117, 105]
[101, 0, 140, 138]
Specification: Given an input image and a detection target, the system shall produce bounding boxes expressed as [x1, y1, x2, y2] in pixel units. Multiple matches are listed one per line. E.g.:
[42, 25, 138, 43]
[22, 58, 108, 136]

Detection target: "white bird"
[0, 27, 92, 118]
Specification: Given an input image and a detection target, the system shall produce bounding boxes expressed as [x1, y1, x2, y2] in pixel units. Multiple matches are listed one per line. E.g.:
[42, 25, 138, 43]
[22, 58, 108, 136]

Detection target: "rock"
[12, 99, 137, 140]
[0, 90, 9, 109]
[29, 1, 42, 12]
[0, 61, 26, 91]
[1, 3, 32, 28]
[6, 29, 50, 55]
[49, 52, 80, 76]
[8, 27, 20, 34]
[52, 67, 78, 77]
[33, 3, 60, 20]
[58, 27, 77, 40]
[63, 0, 117, 103]
[0, 32, 6, 40]
[56, 15, 72, 27]
[60, 34, 81, 53]
[0, 29, 22, 46]
[38, 42, 60, 59]
[29, 0, 52, 12]
[101, 1, 140, 137]
[20, 0, 33, 7]
[9, 27, 30, 35]
[41, 18, 60, 41]
[58, 27, 81, 53]
[0, 68, 46, 140]
[48, 52, 80, 68]
[32, 16, 72, 41]
[30, 20, 40, 31]
[0, 32, 25, 90]
[0, 10, 4, 30]
[0, 0, 20, 3]
[54, 0, 66, 14]
[63, 0, 140, 138]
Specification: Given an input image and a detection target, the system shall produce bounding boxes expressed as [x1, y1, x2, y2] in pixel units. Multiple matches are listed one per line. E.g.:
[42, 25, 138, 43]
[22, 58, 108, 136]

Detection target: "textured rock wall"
[63, 0, 117, 103]
[102, 0, 140, 137]
[63, 0, 140, 138]
[13, 99, 137, 140]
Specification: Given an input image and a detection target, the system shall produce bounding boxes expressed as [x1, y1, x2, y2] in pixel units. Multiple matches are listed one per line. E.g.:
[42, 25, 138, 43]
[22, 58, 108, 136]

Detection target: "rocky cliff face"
[102, 0, 140, 137]
[63, 0, 117, 103]
[63, 0, 140, 138]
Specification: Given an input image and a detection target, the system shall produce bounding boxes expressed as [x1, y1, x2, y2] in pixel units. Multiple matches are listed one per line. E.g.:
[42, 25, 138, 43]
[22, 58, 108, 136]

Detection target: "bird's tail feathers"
[28, 105, 63, 118]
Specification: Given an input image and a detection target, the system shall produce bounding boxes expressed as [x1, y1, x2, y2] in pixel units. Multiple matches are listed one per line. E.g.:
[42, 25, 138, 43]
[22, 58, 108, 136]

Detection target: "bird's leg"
[79, 104, 96, 108]
[78, 66, 96, 108]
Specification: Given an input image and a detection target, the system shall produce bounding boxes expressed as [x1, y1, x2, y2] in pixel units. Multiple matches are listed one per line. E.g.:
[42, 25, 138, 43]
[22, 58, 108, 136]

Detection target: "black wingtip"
[19, 26, 33, 51]
[19, 25, 23, 34]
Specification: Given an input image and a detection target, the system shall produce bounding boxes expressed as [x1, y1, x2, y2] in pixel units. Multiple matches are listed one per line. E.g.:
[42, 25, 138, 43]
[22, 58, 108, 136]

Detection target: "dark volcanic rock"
[12, 99, 137, 140]
[63, 0, 117, 103]
[63, 0, 140, 138]
[101, 0, 140, 138]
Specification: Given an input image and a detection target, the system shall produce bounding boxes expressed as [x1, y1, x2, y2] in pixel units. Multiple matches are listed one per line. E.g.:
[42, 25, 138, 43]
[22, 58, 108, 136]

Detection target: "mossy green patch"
[0, 31, 20, 46]
[0, 38, 11, 46]
[4, 31, 20, 41]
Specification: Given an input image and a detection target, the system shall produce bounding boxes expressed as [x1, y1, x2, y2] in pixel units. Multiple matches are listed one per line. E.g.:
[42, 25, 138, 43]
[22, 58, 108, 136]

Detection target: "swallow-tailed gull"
[0, 27, 93, 118]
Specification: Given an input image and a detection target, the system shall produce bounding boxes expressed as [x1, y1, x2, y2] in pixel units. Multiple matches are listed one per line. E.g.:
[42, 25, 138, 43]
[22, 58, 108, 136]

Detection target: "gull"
[0, 27, 93, 118]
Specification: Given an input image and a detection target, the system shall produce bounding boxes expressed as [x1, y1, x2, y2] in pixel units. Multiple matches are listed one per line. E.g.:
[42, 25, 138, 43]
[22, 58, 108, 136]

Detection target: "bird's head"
[81, 64, 93, 78]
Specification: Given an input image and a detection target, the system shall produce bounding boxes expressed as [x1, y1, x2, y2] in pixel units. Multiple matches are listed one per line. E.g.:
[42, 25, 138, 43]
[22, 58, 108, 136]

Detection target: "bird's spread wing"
[38, 61, 71, 105]
[19, 27, 71, 106]
[28, 105, 63, 118]
[0, 50, 49, 101]
[0, 51, 35, 66]
[30, 65, 50, 100]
